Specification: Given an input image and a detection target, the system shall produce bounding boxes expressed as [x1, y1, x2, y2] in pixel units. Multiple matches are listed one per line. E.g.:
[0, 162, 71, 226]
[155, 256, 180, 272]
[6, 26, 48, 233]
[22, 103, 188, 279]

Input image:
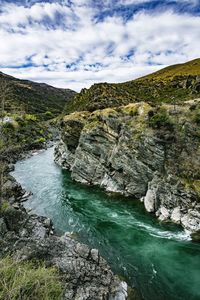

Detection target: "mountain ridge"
[0, 71, 76, 116]
[64, 58, 200, 114]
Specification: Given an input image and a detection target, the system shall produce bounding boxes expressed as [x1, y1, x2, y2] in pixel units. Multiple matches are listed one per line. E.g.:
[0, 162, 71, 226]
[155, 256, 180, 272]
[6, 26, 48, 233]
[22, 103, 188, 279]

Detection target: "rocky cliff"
[55, 100, 200, 234]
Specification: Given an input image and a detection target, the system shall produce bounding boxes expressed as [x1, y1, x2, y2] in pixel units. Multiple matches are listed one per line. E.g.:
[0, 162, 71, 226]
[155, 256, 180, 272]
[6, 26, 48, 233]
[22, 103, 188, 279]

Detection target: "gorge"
[12, 146, 200, 300]
[1, 58, 200, 300]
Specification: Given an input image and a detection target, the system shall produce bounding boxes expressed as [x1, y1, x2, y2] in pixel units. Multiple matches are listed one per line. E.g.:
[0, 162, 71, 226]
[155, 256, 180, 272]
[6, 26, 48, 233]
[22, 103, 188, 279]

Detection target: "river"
[12, 147, 200, 300]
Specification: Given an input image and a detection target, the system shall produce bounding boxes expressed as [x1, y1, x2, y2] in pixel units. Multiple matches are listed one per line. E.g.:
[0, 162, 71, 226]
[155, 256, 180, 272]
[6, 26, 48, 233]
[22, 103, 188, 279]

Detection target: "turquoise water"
[12, 147, 200, 300]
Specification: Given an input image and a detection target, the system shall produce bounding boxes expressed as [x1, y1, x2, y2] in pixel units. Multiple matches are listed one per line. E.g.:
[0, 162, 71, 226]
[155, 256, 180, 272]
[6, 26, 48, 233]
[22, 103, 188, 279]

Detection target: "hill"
[0, 72, 76, 117]
[64, 58, 200, 114]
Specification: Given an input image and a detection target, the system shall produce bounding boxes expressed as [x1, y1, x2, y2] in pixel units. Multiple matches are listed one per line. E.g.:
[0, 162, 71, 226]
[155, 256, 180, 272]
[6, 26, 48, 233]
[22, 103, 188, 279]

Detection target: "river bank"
[12, 147, 200, 300]
[0, 146, 131, 300]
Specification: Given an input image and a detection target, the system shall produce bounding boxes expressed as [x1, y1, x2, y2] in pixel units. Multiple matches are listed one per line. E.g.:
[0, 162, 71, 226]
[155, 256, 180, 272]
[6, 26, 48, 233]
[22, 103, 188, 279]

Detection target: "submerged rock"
[55, 102, 200, 234]
[191, 230, 200, 242]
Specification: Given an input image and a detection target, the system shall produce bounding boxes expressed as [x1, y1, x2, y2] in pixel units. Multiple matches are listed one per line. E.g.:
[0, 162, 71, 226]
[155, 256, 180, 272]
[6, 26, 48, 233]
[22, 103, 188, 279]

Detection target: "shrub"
[36, 137, 46, 143]
[45, 111, 53, 117]
[0, 257, 63, 300]
[148, 108, 173, 129]
[24, 114, 37, 122]
[194, 110, 200, 124]
[2, 121, 18, 130]
[0, 201, 10, 212]
[14, 115, 24, 124]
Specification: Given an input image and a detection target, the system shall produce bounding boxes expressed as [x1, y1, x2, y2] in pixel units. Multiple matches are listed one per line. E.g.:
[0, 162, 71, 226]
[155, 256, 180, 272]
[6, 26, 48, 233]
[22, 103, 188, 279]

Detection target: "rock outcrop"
[0, 176, 128, 300]
[55, 101, 200, 234]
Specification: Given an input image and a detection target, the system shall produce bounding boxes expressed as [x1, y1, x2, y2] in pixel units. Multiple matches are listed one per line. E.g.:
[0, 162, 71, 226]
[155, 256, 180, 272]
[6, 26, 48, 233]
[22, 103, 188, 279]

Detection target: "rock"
[109, 281, 128, 300]
[191, 230, 200, 242]
[8, 196, 15, 204]
[7, 164, 15, 172]
[12, 203, 20, 209]
[0, 218, 7, 235]
[158, 206, 170, 221]
[181, 210, 200, 232]
[2, 175, 24, 200]
[171, 207, 181, 224]
[21, 191, 32, 202]
[43, 217, 52, 228]
[144, 188, 157, 213]
[3, 206, 25, 232]
[90, 248, 99, 263]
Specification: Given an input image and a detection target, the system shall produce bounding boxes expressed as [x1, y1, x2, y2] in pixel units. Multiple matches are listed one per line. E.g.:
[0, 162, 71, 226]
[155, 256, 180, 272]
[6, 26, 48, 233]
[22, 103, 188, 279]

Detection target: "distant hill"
[0, 72, 76, 116]
[64, 58, 200, 114]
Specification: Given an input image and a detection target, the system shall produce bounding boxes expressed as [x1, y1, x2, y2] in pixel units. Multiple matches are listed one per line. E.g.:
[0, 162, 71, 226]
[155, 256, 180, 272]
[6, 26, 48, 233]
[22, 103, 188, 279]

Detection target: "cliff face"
[55, 100, 200, 233]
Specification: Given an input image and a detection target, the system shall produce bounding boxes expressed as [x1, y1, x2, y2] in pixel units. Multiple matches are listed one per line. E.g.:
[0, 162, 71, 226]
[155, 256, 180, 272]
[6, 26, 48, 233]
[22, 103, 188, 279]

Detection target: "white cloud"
[0, 2, 199, 91]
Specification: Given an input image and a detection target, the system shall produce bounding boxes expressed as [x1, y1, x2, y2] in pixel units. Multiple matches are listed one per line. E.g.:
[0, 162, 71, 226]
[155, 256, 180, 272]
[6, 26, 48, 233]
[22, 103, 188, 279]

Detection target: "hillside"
[64, 58, 200, 114]
[0, 72, 76, 117]
[0, 72, 76, 161]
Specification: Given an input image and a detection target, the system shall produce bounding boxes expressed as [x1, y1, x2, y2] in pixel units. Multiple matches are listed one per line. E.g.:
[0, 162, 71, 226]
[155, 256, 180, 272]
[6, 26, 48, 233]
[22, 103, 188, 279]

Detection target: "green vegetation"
[0, 113, 50, 161]
[148, 107, 174, 129]
[140, 58, 200, 81]
[0, 71, 76, 118]
[0, 201, 10, 212]
[0, 257, 63, 300]
[45, 111, 53, 117]
[194, 109, 200, 124]
[64, 58, 200, 115]
[36, 137, 46, 144]
[24, 114, 37, 122]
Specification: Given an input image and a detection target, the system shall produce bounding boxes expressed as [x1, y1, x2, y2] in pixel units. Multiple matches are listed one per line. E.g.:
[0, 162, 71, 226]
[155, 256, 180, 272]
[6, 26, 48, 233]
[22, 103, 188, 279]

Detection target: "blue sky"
[0, 0, 200, 91]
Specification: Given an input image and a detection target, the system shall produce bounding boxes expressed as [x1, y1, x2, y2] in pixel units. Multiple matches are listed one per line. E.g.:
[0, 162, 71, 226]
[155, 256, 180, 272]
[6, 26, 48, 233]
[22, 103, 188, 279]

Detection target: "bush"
[0, 257, 63, 300]
[24, 114, 37, 122]
[148, 108, 173, 129]
[194, 110, 200, 124]
[45, 111, 53, 117]
[0, 201, 10, 212]
[2, 121, 18, 130]
[36, 137, 46, 143]
[15, 115, 24, 124]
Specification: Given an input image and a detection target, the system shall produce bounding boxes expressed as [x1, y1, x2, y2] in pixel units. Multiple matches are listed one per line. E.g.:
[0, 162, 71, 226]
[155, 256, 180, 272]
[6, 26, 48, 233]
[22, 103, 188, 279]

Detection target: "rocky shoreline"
[54, 101, 200, 238]
[0, 148, 132, 300]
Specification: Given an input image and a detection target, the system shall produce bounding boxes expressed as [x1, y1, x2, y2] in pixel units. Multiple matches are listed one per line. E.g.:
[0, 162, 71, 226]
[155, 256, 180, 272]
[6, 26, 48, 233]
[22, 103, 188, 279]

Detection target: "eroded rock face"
[55, 102, 200, 233]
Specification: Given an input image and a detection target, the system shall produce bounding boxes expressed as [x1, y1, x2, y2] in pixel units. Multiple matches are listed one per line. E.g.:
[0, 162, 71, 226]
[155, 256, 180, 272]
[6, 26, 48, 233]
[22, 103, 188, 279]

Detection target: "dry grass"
[0, 257, 63, 300]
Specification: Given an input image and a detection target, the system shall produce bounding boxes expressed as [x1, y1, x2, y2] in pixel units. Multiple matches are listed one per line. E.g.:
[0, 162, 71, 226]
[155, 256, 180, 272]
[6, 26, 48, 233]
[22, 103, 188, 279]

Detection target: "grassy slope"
[139, 58, 200, 80]
[0, 72, 76, 117]
[64, 58, 200, 114]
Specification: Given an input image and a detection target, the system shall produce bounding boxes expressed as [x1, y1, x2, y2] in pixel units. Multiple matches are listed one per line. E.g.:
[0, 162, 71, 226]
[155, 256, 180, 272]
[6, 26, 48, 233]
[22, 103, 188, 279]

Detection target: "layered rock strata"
[55, 101, 200, 233]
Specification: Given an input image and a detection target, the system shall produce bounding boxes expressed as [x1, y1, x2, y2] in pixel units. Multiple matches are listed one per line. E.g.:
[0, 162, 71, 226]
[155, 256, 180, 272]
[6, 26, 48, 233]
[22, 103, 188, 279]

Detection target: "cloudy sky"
[0, 0, 200, 91]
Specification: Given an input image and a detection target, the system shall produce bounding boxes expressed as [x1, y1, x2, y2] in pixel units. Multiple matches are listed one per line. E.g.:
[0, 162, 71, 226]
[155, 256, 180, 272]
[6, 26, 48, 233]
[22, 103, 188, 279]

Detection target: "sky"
[0, 0, 200, 91]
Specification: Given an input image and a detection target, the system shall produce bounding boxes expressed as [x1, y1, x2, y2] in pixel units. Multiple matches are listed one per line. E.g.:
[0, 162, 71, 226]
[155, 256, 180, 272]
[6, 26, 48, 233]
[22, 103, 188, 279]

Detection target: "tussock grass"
[0, 257, 63, 300]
